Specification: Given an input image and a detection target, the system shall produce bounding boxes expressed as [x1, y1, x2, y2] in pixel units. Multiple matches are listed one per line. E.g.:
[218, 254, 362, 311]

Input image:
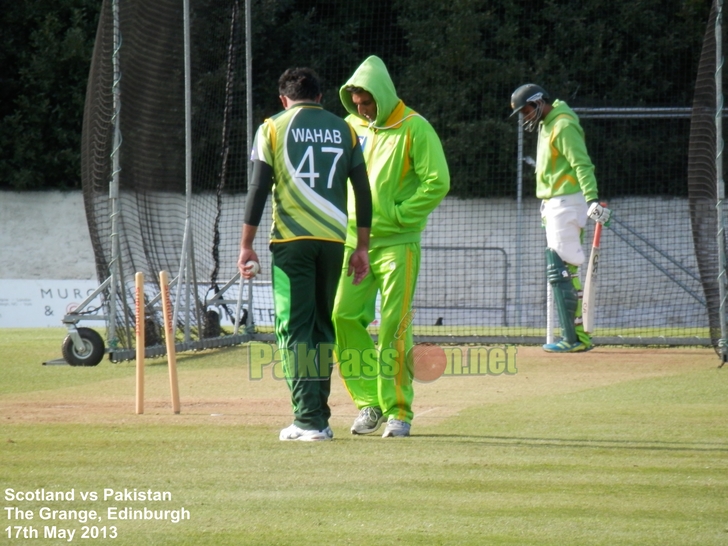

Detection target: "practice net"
[82, 0, 249, 356]
[80, 0, 726, 357]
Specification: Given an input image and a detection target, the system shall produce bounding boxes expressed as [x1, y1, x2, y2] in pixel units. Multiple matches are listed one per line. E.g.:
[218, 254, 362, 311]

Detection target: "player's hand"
[347, 248, 370, 285]
[237, 248, 260, 279]
[587, 201, 612, 226]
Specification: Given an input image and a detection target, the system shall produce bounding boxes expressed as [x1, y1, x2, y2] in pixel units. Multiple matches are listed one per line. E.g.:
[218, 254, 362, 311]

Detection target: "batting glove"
[587, 201, 611, 226]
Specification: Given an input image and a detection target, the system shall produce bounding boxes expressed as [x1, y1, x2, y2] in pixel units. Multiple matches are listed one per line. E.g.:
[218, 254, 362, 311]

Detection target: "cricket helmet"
[510, 83, 549, 132]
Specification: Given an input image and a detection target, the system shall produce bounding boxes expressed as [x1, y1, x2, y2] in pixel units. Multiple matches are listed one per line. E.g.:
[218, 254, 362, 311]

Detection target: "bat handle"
[593, 220, 603, 246]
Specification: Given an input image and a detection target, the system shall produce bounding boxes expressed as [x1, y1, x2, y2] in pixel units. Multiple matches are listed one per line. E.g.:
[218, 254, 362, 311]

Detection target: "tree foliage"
[0, 0, 99, 190]
[392, 0, 710, 196]
[0, 0, 712, 193]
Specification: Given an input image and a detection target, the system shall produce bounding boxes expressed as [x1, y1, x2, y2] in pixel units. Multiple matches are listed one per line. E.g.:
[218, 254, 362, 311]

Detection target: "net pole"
[108, 0, 122, 345]
[244, 0, 255, 333]
[515, 116, 524, 326]
[173, 0, 194, 337]
[245, 0, 253, 181]
[715, 0, 728, 364]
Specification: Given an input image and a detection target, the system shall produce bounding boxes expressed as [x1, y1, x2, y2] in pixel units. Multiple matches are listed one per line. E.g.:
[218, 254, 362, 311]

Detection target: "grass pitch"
[1, 329, 727, 545]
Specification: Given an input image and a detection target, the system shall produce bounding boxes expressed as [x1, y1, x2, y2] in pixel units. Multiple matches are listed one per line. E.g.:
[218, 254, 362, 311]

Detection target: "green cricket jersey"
[535, 99, 598, 202]
[251, 103, 365, 243]
[339, 56, 450, 248]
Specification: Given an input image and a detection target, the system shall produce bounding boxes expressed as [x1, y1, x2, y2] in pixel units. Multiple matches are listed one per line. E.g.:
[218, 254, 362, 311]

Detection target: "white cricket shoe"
[350, 407, 385, 435]
[382, 419, 411, 438]
[279, 424, 331, 442]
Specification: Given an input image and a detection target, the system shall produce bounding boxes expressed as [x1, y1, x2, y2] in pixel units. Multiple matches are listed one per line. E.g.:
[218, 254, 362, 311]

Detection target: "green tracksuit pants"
[271, 239, 344, 431]
[332, 242, 421, 424]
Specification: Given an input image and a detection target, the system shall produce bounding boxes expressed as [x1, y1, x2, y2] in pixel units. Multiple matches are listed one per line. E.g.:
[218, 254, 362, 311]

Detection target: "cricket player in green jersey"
[333, 56, 450, 438]
[510, 83, 612, 353]
[238, 68, 372, 442]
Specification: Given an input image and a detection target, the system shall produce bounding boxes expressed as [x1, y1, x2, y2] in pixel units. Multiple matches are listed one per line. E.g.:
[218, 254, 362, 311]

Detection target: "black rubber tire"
[144, 318, 162, 347]
[203, 310, 221, 338]
[61, 327, 105, 366]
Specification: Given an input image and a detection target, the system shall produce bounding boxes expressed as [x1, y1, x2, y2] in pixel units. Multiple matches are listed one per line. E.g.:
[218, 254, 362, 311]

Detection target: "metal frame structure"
[57, 0, 257, 366]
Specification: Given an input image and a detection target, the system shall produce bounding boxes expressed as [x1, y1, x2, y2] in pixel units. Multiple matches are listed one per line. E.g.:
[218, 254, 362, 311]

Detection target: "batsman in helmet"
[510, 83, 611, 352]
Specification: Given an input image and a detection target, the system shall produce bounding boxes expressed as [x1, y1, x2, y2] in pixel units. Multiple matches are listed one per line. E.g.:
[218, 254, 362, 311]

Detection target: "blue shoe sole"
[542, 342, 592, 353]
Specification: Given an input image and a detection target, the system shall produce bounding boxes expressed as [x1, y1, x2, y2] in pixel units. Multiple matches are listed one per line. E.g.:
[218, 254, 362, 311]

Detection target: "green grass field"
[1, 329, 727, 545]
[254, 324, 712, 340]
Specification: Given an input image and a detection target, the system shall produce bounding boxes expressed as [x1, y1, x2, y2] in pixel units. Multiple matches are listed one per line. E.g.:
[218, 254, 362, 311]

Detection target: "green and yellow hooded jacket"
[340, 56, 450, 248]
[536, 99, 598, 202]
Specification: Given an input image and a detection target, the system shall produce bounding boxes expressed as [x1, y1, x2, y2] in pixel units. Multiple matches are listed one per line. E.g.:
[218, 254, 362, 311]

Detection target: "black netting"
[688, 0, 724, 354]
[80, 0, 725, 354]
[82, 0, 248, 351]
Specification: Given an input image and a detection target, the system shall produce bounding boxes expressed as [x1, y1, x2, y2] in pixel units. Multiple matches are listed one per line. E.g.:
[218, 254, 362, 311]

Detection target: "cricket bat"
[582, 221, 603, 334]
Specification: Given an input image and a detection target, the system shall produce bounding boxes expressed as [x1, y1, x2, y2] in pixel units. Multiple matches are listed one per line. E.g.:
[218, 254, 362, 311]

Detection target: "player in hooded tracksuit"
[332, 56, 450, 437]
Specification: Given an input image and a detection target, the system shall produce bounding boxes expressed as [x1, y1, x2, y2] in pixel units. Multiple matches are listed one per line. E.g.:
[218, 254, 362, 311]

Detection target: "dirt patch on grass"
[1, 347, 718, 430]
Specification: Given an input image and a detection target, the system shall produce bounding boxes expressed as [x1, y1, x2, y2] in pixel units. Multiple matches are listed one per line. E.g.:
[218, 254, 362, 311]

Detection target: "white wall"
[0, 191, 96, 280]
[0, 191, 709, 330]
